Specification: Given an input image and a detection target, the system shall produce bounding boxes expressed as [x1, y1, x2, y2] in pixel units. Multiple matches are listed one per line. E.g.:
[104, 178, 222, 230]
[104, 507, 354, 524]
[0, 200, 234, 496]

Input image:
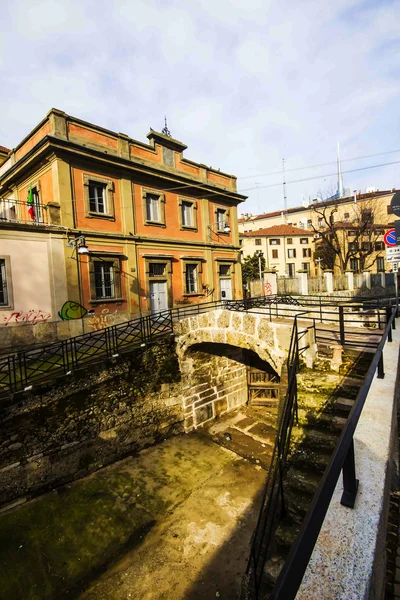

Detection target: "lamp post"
[256, 250, 263, 297]
[207, 222, 231, 241]
[66, 235, 90, 309]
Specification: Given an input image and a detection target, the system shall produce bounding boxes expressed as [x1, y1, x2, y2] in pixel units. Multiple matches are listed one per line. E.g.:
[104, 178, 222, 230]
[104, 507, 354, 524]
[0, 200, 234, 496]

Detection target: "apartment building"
[0, 109, 245, 349]
[239, 190, 398, 275]
[240, 225, 315, 276]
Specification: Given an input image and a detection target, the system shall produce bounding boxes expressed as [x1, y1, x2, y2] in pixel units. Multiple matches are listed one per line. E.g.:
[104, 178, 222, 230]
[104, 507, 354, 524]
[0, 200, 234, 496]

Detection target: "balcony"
[0, 198, 51, 226]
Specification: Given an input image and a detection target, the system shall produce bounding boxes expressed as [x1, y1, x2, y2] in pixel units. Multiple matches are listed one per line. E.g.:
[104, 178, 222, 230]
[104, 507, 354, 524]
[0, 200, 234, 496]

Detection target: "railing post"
[377, 354, 385, 378]
[386, 306, 393, 341]
[340, 439, 359, 508]
[339, 305, 345, 345]
[319, 296, 322, 323]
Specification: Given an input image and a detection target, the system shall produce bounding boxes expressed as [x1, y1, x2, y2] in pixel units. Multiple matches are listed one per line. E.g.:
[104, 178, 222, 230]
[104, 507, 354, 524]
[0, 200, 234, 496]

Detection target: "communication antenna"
[337, 142, 344, 198]
[282, 158, 287, 223]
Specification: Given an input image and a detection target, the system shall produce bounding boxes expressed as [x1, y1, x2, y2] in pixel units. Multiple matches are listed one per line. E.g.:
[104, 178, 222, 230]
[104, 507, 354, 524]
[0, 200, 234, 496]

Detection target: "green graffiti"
[58, 301, 88, 321]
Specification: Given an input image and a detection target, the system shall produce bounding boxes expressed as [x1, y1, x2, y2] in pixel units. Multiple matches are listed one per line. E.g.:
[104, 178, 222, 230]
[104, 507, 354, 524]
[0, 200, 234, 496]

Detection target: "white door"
[150, 281, 168, 312]
[219, 278, 232, 300]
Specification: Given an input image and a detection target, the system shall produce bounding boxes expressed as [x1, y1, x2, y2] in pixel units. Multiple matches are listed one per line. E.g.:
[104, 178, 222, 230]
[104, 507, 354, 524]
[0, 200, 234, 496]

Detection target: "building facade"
[0, 109, 245, 350]
[240, 225, 315, 276]
[239, 191, 398, 276]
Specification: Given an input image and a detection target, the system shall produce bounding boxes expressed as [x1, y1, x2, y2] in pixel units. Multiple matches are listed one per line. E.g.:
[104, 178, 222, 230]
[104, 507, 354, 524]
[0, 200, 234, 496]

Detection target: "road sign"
[393, 262, 399, 273]
[386, 247, 400, 262]
[384, 229, 397, 246]
[391, 192, 400, 217]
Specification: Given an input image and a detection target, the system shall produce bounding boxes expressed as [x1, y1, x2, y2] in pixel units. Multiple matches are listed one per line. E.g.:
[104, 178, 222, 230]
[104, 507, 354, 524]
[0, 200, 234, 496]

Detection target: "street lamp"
[66, 235, 90, 257]
[207, 222, 231, 241]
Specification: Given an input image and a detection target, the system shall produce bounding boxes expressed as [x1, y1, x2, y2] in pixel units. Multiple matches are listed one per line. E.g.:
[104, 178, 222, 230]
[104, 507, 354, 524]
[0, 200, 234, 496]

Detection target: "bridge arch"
[174, 309, 294, 430]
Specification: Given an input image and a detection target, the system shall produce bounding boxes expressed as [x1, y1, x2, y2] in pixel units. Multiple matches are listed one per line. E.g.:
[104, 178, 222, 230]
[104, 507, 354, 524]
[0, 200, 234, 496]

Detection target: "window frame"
[0, 256, 13, 310]
[83, 174, 115, 220]
[214, 206, 230, 233]
[182, 260, 203, 296]
[287, 248, 296, 259]
[376, 256, 385, 272]
[287, 238, 293, 245]
[271, 249, 278, 259]
[142, 188, 166, 227]
[302, 248, 311, 258]
[300, 238, 309, 245]
[269, 238, 280, 245]
[89, 255, 122, 303]
[178, 197, 198, 231]
[255, 238, 262, 246]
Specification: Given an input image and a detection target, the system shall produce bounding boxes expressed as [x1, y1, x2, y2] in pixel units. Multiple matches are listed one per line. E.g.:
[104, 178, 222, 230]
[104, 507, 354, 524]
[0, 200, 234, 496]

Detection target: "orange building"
[0, 109, 245, 347]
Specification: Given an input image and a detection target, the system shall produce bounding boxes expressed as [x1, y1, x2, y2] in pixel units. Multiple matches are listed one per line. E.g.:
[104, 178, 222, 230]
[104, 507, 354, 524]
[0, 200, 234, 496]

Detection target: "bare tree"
[310, 198, 385, 273]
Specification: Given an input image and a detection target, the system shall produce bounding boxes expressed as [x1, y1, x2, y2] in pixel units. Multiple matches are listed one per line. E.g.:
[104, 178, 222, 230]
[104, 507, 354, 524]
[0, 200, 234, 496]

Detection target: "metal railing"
[268, 302, 398, 599]
[244, 315, 305, 597]
[0, 294, 396, 396]
[0, 198, 49, 225]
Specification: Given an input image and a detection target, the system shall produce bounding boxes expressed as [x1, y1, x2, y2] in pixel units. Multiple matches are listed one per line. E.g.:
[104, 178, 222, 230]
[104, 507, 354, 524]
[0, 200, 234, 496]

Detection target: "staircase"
[260, 351, 372, 597]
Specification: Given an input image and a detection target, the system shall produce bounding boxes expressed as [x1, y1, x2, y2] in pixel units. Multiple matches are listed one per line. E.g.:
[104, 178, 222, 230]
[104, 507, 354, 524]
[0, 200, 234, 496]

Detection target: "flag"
[27, 186, 35, 220]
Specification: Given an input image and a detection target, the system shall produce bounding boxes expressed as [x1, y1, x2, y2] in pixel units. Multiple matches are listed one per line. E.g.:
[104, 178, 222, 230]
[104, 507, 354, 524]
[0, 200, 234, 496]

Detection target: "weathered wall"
[181, 343, 248, 430]
[0, 340, 183, 508]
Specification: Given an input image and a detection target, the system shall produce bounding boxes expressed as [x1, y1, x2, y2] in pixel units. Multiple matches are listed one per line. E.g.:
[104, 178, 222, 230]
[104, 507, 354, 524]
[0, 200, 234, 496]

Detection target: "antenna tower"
[282, 158, 287, 223]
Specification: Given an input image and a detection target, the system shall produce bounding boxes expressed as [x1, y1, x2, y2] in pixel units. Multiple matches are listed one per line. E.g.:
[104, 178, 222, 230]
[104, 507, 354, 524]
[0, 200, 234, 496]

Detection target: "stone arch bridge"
[173, 309, 316, 431]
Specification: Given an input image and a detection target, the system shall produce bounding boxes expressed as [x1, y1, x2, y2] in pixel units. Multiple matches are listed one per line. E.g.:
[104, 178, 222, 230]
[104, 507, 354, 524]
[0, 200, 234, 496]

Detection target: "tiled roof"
[240, 225, 314, 237]
[0, 146, 10, 154]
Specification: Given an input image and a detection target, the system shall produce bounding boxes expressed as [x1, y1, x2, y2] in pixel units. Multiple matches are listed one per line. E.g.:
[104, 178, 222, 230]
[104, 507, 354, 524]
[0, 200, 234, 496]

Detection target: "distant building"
[239, 190, 398, 276]
[240, 225, 315, 277]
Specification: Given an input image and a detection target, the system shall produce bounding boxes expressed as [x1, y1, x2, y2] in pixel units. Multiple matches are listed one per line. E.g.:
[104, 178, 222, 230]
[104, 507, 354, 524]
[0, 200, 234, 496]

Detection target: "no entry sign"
[384, 229, 397, 247]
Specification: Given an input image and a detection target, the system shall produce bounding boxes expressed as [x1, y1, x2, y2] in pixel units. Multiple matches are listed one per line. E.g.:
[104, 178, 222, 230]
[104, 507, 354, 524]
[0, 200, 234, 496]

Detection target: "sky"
[1, 0, 399, 216]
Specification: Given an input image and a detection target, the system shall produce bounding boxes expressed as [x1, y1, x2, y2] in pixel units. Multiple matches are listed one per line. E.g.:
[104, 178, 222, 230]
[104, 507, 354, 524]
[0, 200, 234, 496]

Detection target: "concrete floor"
[78, 411, 275, 600]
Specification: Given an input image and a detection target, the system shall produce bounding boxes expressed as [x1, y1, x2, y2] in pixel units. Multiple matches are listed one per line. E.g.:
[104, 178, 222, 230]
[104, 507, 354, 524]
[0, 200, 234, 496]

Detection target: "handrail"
[0, 295, 393, 396]
[268, 303, 398, 599]
[244, 315, 303, 597]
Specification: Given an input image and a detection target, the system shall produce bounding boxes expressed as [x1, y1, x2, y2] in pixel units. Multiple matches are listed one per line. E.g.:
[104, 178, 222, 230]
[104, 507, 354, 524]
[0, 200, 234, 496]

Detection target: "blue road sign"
[384, 229, 397, 247]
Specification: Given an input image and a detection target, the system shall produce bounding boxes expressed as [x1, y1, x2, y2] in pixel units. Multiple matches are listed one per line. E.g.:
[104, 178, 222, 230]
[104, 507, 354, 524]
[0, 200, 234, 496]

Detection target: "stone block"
[243, 314, 256, 335]
[195, 403, 213, 426]
[231, 312, 242, 331]
[212, 330, 226, 344]
[214, 398, 228, 416]
[217, 311, 231, 329]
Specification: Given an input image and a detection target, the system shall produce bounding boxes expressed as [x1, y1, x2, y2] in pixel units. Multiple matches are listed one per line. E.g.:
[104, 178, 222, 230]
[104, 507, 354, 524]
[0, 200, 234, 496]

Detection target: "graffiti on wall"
[264, 281, 273, 296]
[88, 308, 118, 331]
[1, 309, 52, 326]
[58, 301, 88, 321]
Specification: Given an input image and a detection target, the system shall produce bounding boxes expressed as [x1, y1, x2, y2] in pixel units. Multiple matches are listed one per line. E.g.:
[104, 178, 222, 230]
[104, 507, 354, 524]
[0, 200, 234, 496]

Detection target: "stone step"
[275, 520, 301, 553]
[334, 396, 355, 412]
[248, 398, 280, 407]
[263, 555, 286, 589]
[290, 426, 338, 453]
[289, 445, 331, 474]
[286, 489, 313, 523]
[286, 467, 321, 497]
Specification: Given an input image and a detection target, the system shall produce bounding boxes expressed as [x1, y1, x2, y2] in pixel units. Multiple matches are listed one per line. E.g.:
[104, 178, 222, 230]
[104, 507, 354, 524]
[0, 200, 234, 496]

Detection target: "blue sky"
[1, 0, 399, 215]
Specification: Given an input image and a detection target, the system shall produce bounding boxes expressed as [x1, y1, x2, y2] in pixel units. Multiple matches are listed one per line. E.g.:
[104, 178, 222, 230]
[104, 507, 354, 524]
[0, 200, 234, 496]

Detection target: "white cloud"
[0, 0, 399, 214]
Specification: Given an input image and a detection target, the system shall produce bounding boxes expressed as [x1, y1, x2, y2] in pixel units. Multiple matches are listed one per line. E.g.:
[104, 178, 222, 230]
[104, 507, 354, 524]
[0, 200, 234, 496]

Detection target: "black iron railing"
[246, 300, 398, 599]
[0, 294, 396, 396]
[243, 315, 303, 597]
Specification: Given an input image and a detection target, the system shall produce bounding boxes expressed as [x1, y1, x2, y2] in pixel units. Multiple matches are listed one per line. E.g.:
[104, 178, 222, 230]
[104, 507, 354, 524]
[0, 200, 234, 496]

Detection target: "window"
[318, 218, 323, 228]
[216, 208, 228, 231]
[90, 257, 122, 301]
[302, 248, 311, 258]
[361, 242, 372, 251]
[83, 175, 114, 218]
[349, 241, 358, 251]
[272, 249, 278, 259]
[375, 228, 384, 235]
[307, 220, 312, 228]
[149, 263, 166, 276]
[143, 189, 166, 225]
[350, 258, 360, 273]
[287, 248, 296, 258]
[239, 239, 243, 245]
[299, 222, 305, 230]
[287, 238, 293, 245]
[377, 257, 385, 272]
[94, 262, 115, 299]
[180, 199, 197, 229]
[361, 209, 373, 224]
[219, 264, 231, 276]
[0, 259, 8, 306]
[300, 238, 309, 244]
[255, 239, 262, 246]
[348, 230, 356, 237]
[146, 194, 160, 222]
[287, 263, 295, 277]
[302, 262, 311, 274]
[185, 264, 198, 293]
[269, 238, 280, 245]
[89, 182, 107, 214]
[344, 212, 350, 222]
[387, 205, 392, 215]
[375, 241, 385, 251]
